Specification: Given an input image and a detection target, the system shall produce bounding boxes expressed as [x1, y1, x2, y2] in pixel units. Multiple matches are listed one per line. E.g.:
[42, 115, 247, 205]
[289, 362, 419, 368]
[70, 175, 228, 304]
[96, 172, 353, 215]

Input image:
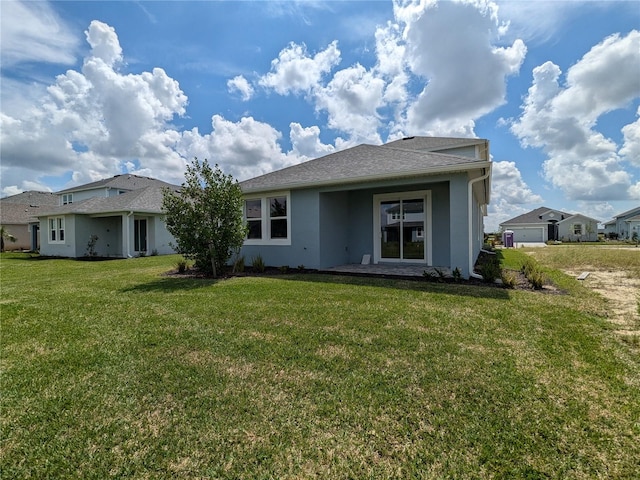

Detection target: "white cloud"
[398, 0, 526, 135]
[620, 106, 640, 167]
[510, 30, 640, 201]
[0, 19, 190, 190]
[177, 115, 293, 181]
[258, 41, 341, 95]
[288, 123, 335, 160]
[485, 160, 543, 232]
[227, 75, 255, 101]
[314, 64, 386, 145]
[0, 0, 79, 67]
[491, 161, 542, 205]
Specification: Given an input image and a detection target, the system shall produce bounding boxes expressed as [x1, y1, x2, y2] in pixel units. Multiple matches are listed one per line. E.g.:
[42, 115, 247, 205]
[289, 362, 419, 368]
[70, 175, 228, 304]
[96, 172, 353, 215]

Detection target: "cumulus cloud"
[1, 20, 190, 189]
[176, 115, 293, 181]
[258, 41, 341, 95]
[510, 30, 640, 201]
[620, 106, 640, 167]
[485, 160, 543, 232]
[491, 161, 542, 205]
[398, 0, 526, 136]
[227, 75, 255, 101]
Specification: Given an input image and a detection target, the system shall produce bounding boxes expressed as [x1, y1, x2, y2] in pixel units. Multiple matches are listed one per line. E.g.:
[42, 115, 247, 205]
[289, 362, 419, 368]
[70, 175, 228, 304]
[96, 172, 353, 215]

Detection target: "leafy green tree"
[1, 226, 17, 252]
[162, 159, 246, 277]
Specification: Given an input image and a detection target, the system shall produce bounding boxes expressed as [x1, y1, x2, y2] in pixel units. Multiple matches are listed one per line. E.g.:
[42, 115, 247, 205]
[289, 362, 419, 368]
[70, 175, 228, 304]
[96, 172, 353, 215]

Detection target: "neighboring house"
[35, 175, 179, 258]
[602, 206, 640, 239]
[239, 136, 491, 279]
[500, 207, 599, 243]
[0, 191, 59, 251]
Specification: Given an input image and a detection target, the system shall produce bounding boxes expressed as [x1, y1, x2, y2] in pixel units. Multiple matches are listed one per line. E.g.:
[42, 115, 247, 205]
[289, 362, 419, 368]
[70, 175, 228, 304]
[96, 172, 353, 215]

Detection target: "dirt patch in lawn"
[565, 268, 640, 337]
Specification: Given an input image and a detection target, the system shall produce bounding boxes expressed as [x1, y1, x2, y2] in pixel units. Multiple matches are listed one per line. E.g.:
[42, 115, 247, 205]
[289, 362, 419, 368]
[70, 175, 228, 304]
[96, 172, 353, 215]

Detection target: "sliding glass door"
[376, 191, 430, 263]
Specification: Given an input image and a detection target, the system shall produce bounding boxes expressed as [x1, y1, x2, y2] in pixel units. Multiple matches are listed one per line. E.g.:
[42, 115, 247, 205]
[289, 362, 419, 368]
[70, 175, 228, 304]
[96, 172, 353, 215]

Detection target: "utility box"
[502, 230, 514, 248]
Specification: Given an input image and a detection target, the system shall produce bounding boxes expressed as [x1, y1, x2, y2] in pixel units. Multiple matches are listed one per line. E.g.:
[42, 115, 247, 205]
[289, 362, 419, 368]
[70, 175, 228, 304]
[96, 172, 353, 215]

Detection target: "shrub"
[452, 267, 462, 282]
[528, 269, 546, 290]
[501, 270, 518, 289]
[176, 259, 188, 273]
[233, 255, 245, 273]
[479, 259, 501, 283]
[252, 254, 265, 273]
[279, 265, 289, 273]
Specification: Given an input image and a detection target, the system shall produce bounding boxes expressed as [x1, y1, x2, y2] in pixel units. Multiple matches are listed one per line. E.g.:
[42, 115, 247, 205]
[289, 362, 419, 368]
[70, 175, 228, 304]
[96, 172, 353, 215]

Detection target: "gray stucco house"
[35, 175, 179, 258]
[0, 191, 58, 251]
[239, 136, 492, 279]
[500, 207, 599, 243]
[602, 206, 640, 239]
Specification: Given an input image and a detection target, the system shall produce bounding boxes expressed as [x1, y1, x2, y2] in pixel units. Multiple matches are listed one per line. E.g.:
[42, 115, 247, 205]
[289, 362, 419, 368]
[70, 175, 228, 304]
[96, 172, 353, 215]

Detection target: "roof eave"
[241, 161, 492, 195]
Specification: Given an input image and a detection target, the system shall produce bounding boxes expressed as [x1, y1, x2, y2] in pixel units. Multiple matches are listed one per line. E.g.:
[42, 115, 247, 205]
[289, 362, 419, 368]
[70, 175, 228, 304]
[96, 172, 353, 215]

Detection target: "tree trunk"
[209, 241, 216, 278]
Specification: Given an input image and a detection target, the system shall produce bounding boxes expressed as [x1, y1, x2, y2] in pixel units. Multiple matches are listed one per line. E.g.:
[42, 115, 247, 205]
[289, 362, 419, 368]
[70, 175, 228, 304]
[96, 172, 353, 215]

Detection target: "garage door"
[512, 227, 543, 243]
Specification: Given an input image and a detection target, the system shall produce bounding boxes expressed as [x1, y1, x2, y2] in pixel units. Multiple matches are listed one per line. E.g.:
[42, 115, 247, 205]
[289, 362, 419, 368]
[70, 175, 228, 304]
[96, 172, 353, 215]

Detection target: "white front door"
[373, 191, 432, 264]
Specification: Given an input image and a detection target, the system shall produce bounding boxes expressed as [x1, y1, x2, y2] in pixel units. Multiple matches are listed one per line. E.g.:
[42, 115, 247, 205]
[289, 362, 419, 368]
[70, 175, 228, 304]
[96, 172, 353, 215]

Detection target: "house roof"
[57, 174, 179, 194]
[501, 207, 600, 226]
[1, 191, 59, 225]
[612, 205, 640, 219]
[240, 137, 489, 194]
[35, 186, 176, 218]
[625, 214, 640, 222]
[500, 207, 570, 226]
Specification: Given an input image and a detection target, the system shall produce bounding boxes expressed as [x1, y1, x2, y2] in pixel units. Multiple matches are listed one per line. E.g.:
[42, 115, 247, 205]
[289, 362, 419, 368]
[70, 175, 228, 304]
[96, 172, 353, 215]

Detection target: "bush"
[233, 255, 245, 273]
[479, 259, 501, 283]
[501, 270, 518, 289]
[162, 159, 246, 278]
[521, 256, 546, 289]
[252, 254, 265, 273]
[176, 259, 188, 273]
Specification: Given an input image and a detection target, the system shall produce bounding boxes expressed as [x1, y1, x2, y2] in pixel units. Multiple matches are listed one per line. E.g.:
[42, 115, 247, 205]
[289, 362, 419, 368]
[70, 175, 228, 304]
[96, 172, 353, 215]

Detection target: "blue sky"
[1, 0, 639, 231]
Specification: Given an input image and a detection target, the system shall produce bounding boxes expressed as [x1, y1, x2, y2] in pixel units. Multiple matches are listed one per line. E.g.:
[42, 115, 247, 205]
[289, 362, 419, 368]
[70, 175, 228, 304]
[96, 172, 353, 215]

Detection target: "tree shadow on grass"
[254, 272, 513, 300]
[121, 276, 219, 293]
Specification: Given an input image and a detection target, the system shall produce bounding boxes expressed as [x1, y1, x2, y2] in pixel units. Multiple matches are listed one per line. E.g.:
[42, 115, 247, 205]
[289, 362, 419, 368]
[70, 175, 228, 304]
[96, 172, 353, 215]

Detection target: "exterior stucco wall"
[319, 191, 350, 267]
[241, 189, 321, 268]
[449, 174, 471, 277]
[1, 224, 30, 251]
[149, 216, 176, 255]
[39, 215, 76, 257]
[73, 215, 122, 257]
[558, 217, 598, 242]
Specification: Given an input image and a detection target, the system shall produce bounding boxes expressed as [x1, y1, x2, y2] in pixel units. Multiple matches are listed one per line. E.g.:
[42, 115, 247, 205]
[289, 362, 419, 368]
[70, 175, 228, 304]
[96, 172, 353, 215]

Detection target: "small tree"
[1, 226, 17, 252]
[162, 159, 246, 278]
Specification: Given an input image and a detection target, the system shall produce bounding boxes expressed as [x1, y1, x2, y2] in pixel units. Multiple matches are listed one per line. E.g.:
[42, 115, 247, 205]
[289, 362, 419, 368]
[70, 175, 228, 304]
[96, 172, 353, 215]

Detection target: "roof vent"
[402, 136, 415, 140]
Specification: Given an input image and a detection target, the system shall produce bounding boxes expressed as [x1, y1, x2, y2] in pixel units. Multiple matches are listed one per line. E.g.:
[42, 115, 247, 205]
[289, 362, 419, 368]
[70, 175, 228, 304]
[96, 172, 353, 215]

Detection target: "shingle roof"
[1, 191, 58, 205]
[240, 138, 489, 194]
[57, 174, 179, 194]
[500, 207, 572, 226]
[35, 186, 176, 218]
[1, 191, 59, 225]
[384, 136, 485, 151]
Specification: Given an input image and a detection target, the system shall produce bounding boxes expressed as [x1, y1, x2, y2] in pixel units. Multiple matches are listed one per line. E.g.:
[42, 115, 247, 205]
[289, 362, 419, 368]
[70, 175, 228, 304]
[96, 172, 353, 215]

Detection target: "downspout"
[468, 168, 490, 280]
[126, 211, 133, 258]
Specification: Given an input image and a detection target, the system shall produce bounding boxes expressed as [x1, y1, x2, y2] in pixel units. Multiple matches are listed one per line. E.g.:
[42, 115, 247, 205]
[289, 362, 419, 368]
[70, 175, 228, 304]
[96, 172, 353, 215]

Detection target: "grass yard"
[1, 251, 639, 479]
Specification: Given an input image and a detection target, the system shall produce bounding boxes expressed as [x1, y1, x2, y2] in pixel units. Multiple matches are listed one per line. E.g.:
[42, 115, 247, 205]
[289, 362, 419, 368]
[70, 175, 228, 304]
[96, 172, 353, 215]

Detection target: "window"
[134, 219, 147, 252]
[269, 196, 287, 239]
[49, 217, 65, 243]
[573, 224, 583, 235]
[243, 192, 290, 244]
[62, 194, 73, 205]
[245, 199, 262, 239]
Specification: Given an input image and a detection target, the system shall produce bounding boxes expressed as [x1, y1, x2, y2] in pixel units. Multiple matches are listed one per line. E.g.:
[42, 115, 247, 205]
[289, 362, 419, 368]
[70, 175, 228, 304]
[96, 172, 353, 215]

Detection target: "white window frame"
[373, 190, 432, 265]
[62, 193, 73, 205]
[573, 223, 583, 236]
[48, 216, 65, 244]
[243, 191, 291, 246]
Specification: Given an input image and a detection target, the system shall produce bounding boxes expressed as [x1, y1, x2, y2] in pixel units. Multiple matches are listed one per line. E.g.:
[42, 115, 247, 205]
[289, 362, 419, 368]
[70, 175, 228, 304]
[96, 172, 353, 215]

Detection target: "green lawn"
[2, 252, 639, 479]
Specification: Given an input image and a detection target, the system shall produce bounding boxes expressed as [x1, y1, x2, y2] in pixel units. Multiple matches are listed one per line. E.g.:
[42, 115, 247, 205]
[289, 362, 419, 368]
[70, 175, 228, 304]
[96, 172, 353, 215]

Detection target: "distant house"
[0, 191, 59, 251]
[239, 136, 492, 279]
[602, 206, 640, 239]
[35, 175, 179, 258]
[500, 207, 599, 243]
